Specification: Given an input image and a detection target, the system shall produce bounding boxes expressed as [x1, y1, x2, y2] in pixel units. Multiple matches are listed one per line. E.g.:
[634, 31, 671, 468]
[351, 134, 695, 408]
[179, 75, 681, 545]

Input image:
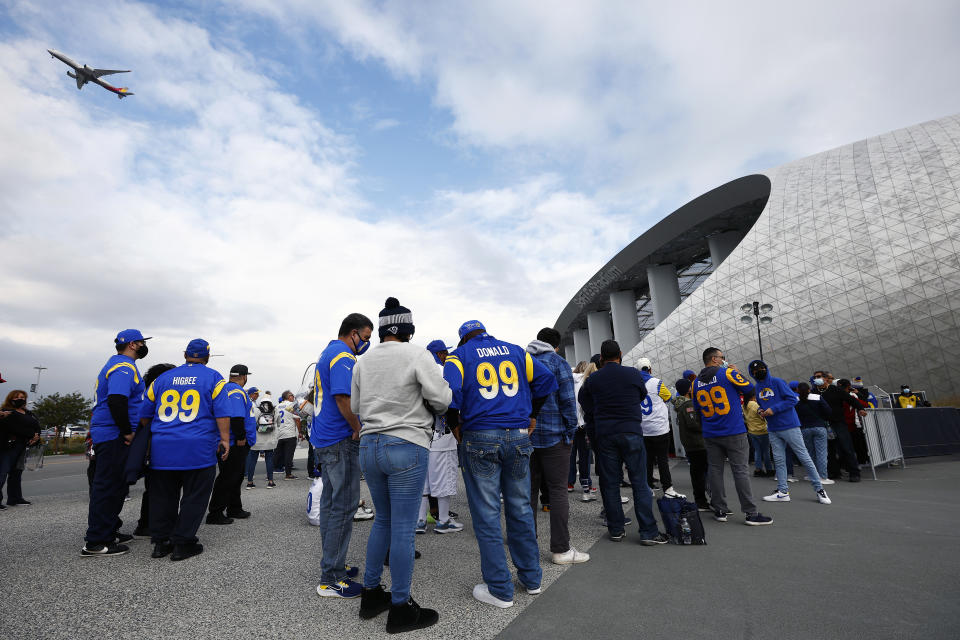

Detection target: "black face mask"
[12, 398, 26, 408]
[753, 368, 767, 380]
[135, 344, 149, 359]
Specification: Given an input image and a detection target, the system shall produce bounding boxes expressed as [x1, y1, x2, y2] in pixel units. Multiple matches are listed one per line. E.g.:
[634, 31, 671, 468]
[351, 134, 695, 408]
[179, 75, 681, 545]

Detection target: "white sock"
[438, 496, 450, 523]
[418, 496, 429, 522]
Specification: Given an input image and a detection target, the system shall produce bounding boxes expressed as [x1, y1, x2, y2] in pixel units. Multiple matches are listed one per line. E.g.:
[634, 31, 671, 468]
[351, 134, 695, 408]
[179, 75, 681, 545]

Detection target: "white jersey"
[276, 400, 301, 439]
[641, 375, 672, 436]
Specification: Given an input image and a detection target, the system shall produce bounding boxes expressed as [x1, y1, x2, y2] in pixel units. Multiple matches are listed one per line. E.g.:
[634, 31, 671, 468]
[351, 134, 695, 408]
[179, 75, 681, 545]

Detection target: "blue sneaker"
[434, 518, 464, 534]
[345, 564, 360, 579]
[316, 579, 362, 599]
[415, 520, 427, 534]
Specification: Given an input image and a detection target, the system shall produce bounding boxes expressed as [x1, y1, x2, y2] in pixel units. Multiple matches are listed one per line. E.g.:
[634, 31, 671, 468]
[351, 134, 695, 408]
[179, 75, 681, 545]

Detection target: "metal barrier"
[861, 409, 906, 480]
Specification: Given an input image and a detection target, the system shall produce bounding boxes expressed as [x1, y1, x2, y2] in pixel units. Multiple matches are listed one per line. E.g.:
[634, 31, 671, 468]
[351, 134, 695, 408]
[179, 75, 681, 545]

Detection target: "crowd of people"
[0, 299, 911, 634]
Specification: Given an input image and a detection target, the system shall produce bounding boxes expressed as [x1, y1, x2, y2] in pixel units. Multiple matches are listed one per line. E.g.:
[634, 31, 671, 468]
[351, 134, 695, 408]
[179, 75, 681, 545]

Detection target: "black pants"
[150, 466, 217, 545]
[828, 421, 860, 478]
[137, 474, 151, 530]
[209, 444, 248, 516]
[687, 449, 708, 505]
[85, 438, 129, 545]
[275, 437, 297, 476]
[644, 433, 673, 489]
[530, 442, 572, 553]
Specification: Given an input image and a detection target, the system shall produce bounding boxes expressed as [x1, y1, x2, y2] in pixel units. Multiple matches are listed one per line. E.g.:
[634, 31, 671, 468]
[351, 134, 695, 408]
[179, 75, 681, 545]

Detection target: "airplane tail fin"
[117, 88, 133, 99]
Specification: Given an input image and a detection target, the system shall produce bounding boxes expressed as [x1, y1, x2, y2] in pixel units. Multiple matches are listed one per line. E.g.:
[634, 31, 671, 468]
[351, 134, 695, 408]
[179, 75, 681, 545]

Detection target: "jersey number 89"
[158, 389, 201, 423]
[477, 361, 519, 400]
[696, 387, 730, 417]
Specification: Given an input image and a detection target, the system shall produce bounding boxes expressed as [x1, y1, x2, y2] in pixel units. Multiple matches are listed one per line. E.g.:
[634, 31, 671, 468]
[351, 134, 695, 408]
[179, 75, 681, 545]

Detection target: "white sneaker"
[820, 478, 836, 485]
[473, 583, 513, 609]
[620, 495, 630, 504]
[581, 491, 597, 502]
[551, 547, 590, 565]
[523, 583, 542, 595]
[663, 487, 685, 499]
[786, 476, 799, 483]
[763, 490, 791, 502]
[817, 489, 832, 504]
[353, 505, 374, 521]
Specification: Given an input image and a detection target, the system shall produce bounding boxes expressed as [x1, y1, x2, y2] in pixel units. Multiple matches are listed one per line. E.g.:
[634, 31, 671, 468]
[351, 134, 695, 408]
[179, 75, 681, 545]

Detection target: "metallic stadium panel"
[623, 114, 960, 403]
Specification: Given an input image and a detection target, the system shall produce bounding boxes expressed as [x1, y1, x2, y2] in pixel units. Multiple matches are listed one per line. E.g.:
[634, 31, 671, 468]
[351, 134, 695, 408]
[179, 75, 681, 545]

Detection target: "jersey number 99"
[158, 389, 201, 423]
[477, 361, 520, 400]
[696, 387, 730, 417]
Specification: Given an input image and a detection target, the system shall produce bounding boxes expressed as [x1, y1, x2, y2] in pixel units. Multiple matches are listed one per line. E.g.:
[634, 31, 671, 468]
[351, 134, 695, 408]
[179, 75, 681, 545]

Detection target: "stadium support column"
[587, 311, 613, 356]
[609, 290, 640, 354]
[564, 345, 577, 367]
[573, 329, 590, 363]
[647, 264, 682, 324]
[708, 231, 744, 267]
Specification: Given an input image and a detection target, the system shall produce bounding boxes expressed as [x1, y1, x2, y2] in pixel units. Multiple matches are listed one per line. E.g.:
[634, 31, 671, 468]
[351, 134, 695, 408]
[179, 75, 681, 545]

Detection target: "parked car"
[64, 425, 89, 437]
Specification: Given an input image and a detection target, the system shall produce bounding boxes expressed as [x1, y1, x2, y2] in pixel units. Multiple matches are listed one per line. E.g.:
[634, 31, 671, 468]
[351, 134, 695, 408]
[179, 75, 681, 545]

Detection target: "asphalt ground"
[3, 449, 959, 639]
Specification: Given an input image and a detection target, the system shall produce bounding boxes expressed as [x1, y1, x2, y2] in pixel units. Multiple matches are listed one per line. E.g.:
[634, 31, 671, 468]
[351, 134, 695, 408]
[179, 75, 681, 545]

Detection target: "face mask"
[135, 344, 149, 359]
[903, 388, 910, 394]
[353, 332, 370, 356]
[753, 368, 767, 380]
[721, 359, 728, 367]
[813, 377, 824, 386]
[12, 398, 26, 408]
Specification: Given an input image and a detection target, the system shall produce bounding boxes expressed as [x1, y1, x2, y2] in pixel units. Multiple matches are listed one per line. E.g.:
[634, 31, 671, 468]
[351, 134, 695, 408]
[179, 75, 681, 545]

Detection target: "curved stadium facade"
[557, 113, 960, 403]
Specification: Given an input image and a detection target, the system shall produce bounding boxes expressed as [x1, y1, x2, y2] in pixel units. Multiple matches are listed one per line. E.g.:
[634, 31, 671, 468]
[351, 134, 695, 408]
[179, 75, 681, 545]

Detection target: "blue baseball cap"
[426, 340, 451, 353]
[788, 380, 799, 391]
[682, 369, 695, 378]
[185, 338, 210, 358]
[458, 320, 486, 339]
[246, 387, 259, 395]
[115, 329, 151, 345]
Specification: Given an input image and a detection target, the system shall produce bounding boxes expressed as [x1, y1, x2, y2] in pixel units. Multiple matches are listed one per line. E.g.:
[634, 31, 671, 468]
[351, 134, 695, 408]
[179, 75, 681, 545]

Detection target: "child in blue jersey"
[82, 329, 151, 558]
[693, 347, 773, 526]
[442, 320, 558, 609]
[139, 339, 232, 561]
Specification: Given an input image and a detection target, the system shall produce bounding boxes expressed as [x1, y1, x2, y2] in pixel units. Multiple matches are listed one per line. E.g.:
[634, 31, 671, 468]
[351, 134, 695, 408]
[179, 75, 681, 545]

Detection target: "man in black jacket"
[578, 340, 667, 544]
[821, 378, 865, 482]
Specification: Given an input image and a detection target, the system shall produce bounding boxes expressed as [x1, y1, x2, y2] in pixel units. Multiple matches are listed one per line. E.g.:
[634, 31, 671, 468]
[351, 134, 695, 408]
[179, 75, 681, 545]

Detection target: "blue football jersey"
[692, 366, 753, 438]
[90, 354, 144, 444]
[223, 381, 257, 446]
[310, 340, 357, 449]
[142, 363, 231, 470]
[443, 333, 558, 430]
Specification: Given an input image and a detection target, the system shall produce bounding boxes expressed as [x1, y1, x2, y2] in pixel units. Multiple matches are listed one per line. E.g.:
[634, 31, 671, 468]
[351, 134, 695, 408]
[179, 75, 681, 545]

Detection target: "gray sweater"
[350, 341, 452, 450]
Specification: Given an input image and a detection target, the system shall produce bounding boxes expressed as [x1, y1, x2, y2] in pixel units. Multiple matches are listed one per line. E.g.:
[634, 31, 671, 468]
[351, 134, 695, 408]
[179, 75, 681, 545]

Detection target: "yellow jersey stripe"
[212, 379, 227, 398]
[330, 352, 356, 368]
[525, 352, 534, 383]
[227, 388, 246, 398]
[446, 358, 464, 385]
[146, 381, 156, 402]
[658, 382, 672, 402]
[105, 362, 140, 384]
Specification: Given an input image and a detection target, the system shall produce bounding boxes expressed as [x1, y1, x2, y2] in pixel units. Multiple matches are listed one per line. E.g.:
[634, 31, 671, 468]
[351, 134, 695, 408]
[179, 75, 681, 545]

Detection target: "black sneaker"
[0, 504, 6, 510]
[385, 597, 439, 634]
[745, 513, 774, 526]
[205, 513, 234, 525]
[115, 533, 134, 544]
[609, 531, 625, 541]
[81, 543, 129, 557]
[713, 508, 728, 522]
[151, 541, 173, 558]
[226, 509, 251, 519]
[171, 542, 204, 561]
[9, 499, 31, 506]
[359, 584, 392, 620]
[640, 532, 671, 546]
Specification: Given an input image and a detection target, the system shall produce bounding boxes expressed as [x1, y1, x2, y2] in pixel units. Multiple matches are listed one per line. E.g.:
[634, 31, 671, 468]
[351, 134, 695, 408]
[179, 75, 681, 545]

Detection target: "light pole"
[32, 366, 47, 395]
[739, 301, 774, 361]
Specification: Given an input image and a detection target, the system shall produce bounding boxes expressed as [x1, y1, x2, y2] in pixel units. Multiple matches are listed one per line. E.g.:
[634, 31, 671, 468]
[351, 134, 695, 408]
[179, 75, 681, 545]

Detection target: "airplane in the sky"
[47, 49, 134, 99]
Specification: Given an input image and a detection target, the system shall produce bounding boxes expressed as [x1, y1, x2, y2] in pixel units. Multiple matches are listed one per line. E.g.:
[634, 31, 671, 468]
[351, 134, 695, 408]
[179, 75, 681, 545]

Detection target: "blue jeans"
[316, 437, 361, 585]
[567, 428, 592, 488]
[461, 428, 541, 602]
[594, 432, 659, 538]
[769, 428, 822, 493]
[801, 427, 828, 478]
[748, 433, 772, 471]
[245, 448, 274, 482]
[359, 434, 428, 604]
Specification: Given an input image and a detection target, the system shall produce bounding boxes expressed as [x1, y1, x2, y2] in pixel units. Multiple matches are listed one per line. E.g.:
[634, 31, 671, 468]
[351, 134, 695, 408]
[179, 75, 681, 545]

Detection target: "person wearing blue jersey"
[82, 329, 151, 557]
[578, 341, 668, 545]
[748, 360, 831, 505]
[312, 313, 374, 600]
[693, 347, 772, 526]
[207, 364, 258, 524]
[443, 320, 558, 609]
[140, 339, 232, 561]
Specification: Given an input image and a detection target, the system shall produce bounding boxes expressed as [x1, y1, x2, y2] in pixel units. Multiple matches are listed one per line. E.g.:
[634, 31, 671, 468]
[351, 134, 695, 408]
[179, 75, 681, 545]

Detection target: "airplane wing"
[92, 68, 130, 77]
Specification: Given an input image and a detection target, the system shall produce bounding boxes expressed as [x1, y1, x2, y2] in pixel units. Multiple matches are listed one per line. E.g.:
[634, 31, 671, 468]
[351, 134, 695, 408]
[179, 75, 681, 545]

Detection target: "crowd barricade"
[862, 409, 906, 480]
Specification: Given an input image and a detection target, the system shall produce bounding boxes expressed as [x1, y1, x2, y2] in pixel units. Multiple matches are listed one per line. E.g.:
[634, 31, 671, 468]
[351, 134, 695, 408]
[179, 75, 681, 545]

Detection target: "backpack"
[257, 400, 276, 434]
[657, 495, 706, 545]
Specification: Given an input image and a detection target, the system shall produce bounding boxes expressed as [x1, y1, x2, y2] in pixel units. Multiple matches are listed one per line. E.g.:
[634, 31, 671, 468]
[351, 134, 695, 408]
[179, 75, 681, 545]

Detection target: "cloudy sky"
[1, 0, 958, 397]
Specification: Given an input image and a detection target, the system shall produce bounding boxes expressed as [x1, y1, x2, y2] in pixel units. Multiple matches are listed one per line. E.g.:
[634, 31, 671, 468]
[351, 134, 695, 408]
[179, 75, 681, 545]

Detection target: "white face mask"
[903, 388, 910, 394]
[813, 377, 824, 386]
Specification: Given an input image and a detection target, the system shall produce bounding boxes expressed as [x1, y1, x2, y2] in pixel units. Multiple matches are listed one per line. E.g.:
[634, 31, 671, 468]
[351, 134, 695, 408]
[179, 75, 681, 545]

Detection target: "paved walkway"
[2, 452, 958, 639]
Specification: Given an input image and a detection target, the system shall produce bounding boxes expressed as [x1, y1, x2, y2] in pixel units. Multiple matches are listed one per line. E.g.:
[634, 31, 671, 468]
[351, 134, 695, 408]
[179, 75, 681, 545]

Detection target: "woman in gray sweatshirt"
[349, 298, 451, 634]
